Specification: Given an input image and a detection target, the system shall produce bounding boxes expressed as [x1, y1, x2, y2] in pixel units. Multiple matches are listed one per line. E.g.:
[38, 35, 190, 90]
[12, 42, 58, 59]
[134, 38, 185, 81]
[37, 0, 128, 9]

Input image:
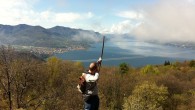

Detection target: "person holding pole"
[77, 36, 105, 110]
[81, 58, 102, 110]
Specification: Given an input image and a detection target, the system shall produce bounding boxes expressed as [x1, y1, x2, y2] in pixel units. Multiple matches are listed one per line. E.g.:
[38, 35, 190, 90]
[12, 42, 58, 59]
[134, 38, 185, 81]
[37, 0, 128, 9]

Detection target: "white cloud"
[131, 0, 195, 42]
[0, 0, 94, 27]
[117, 11, 144, 20]
[54, 13, 81, 23]
[188, 0, 195, 3]
[103, 20, 142, 34]
[101, 11, 143, 34]
[72, 31, 101, 42]
[0, 0, 33, 24]
[106, 0, 195, 43]
[110, 20, 133, 34]
[86, 12, 94, 18]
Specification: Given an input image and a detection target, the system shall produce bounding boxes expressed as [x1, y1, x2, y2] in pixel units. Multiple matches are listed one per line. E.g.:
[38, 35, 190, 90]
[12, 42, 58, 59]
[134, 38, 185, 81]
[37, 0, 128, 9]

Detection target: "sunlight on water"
[112, 40, 195, 59]
[55, 39, 194, 67]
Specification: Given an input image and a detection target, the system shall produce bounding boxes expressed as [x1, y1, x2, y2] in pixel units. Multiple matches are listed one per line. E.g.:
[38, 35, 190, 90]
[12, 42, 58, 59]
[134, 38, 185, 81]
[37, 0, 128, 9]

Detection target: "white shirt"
[85, 72, 99, 82]
[84, 72, 99, 95]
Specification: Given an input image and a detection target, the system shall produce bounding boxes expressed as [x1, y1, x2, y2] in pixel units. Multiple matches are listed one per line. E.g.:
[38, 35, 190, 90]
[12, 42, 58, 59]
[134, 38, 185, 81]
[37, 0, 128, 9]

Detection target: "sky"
[0, 0, 195, 42]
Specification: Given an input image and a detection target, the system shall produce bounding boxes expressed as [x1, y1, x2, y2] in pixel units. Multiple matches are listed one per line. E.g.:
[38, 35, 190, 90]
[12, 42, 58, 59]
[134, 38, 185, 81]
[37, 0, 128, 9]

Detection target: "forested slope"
[0, 46, 195, 110]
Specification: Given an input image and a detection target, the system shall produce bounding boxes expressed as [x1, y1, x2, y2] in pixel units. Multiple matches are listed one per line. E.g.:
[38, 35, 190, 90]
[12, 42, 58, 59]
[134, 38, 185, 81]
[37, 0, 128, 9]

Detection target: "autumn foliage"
[0, 46, 195, 110]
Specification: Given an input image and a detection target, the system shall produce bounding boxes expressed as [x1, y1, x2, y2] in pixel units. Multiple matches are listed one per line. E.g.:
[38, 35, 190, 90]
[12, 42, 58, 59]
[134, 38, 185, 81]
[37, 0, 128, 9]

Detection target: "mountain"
[0, 24, 101, 48]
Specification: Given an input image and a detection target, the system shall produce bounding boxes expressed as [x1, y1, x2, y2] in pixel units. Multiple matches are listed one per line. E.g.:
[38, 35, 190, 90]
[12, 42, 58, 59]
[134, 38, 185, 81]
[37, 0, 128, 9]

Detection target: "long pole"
[98, 36, 105, 72]
[101, 36, 105, 59]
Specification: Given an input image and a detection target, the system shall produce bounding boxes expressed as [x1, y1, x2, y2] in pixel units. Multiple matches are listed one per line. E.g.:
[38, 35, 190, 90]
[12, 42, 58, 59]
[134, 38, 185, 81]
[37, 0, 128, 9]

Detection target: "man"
[80, 58, 102, 110]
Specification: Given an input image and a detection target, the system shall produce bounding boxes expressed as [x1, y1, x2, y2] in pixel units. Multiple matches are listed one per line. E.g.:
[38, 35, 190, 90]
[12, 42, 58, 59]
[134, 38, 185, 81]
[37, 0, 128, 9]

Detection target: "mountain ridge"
[0, 24, 102, 48]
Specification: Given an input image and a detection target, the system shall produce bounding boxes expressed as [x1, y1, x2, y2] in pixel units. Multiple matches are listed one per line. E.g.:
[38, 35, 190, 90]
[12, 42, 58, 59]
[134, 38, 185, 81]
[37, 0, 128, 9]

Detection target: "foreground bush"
[123, 82, 168, 110]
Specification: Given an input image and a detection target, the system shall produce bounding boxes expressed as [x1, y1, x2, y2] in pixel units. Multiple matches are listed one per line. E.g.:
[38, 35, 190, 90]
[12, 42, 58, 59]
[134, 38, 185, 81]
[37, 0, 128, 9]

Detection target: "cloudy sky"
[0, 0, 195, 42]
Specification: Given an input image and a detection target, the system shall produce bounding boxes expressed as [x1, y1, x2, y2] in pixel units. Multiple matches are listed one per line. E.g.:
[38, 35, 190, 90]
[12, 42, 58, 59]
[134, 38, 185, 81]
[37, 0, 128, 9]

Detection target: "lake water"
[55, 39, 195, 67]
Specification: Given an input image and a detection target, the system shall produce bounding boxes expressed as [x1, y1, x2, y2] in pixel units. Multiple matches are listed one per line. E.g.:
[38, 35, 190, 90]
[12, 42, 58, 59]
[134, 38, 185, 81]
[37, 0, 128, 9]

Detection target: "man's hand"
[79, 73, 86, 84]
[82, 73, 86, 78]
[97, 57, 102, 64]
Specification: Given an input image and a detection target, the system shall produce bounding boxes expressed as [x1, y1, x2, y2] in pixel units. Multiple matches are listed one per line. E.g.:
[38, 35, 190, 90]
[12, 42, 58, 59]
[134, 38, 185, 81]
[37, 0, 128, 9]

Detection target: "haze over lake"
[55, 39, 195, 67]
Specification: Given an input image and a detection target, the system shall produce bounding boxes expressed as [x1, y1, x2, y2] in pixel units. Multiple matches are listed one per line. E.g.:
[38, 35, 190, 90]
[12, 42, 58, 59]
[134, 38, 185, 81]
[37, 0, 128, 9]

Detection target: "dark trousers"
[84, 95, 99, 110]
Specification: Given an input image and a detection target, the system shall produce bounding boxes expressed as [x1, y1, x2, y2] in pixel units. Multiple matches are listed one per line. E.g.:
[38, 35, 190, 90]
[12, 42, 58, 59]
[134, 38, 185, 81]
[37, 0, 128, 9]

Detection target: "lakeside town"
[13, 45, 86, 55]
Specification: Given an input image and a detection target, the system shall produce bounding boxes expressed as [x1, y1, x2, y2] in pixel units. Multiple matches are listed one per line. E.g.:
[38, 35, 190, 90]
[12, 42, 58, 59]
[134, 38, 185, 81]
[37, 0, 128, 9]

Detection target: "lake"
[55, 39, 195, 67]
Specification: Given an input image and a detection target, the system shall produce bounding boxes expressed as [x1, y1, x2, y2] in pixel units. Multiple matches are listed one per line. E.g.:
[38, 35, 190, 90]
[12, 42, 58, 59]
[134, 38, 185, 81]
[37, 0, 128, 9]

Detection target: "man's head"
[89, 62, 98, 73]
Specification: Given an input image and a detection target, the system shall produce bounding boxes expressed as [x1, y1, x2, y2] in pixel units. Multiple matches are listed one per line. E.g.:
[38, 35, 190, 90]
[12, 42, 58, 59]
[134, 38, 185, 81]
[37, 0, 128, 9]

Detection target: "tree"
[189, 60, 195, 67]
[12, 57, 47, 109]
[119, 63, 129, 74]
[123, 81, 168, 110]
[44, 57, 84, 109]
[164, 61, 171, 66]
[141, 65, 159, 74]
[0, 45, 15, 110]
[0, 46, 49, 109]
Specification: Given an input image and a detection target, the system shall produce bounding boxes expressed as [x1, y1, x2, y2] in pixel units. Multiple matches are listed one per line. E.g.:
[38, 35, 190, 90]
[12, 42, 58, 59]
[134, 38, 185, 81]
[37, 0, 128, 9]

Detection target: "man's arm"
[97, 57, 102, 72]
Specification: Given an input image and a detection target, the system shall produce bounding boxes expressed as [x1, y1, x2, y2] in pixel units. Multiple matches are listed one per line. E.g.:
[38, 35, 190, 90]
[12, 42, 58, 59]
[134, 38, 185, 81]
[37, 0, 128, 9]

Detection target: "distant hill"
[0, 24, 102, 48]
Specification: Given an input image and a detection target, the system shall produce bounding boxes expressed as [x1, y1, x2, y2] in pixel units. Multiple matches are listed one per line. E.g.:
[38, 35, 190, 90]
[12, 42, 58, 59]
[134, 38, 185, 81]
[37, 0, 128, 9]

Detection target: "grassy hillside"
[0, 46, 195, 110]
